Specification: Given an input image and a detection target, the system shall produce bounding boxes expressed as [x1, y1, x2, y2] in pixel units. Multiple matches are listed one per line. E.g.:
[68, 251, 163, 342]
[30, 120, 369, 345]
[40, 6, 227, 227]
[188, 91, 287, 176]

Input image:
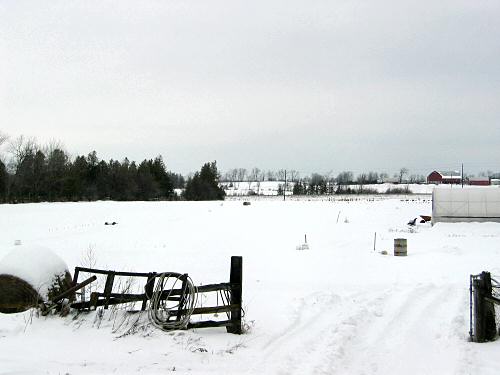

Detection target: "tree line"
[8, 131, 497, 202]
[221, 168, 427, 195]
[0, 134, 224, 203]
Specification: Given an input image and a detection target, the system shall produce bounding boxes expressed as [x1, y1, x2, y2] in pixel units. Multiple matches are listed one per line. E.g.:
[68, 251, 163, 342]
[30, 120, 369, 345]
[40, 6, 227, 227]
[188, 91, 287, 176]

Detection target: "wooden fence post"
[142, 273, 155, 311]
[226, 256, 243, 334]
[72, 268, 83, 303]
[72, 268, 80, 286]
[176, 274, 188, 322]
[103, 271, 115, 310]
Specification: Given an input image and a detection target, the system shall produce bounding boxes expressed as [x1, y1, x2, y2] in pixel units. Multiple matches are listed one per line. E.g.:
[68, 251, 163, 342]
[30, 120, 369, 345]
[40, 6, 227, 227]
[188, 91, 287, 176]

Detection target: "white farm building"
[432, 186, 500, 224]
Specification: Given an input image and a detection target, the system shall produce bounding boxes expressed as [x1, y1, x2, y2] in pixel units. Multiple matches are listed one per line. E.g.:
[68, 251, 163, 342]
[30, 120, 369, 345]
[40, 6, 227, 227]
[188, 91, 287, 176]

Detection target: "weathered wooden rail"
[70, 256, 243, 334]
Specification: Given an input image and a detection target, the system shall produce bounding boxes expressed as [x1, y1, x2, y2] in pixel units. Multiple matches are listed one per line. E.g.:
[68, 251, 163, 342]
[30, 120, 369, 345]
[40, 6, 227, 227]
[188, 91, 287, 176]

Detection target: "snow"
[221, 182, 435, 196]
[221, 181, 290, 196]
[0, 245, 69, 300]
[1, 197, 500, 374]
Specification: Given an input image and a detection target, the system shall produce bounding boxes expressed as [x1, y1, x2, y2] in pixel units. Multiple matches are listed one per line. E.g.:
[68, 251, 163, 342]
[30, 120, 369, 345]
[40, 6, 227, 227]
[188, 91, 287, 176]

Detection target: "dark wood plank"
[187, 320, 232, 329]
[74, 267, 183, 279]
[172, 304, 240, 316]
[51, 275, 97, 303]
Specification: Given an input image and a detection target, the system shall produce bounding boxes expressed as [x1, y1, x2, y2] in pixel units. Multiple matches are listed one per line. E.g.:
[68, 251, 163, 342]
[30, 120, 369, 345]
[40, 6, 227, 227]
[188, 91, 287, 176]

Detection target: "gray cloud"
[1, 0, 499, 175]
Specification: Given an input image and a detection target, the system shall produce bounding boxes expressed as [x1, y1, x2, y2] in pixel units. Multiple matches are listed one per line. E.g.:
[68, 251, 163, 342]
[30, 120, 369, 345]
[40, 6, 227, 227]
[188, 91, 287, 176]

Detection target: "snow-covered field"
[1, 197, 500, 374]
[222, 182, 435, 196]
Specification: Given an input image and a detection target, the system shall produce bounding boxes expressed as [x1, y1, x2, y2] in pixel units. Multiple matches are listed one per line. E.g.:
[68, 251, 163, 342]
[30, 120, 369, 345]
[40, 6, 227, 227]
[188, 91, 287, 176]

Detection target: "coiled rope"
[147, 273, 198, 331]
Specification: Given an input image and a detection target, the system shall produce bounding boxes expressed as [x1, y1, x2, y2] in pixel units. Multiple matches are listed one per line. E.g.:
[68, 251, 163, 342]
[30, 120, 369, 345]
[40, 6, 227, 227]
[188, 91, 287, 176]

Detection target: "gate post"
[473, 271, 497, 342]
[226, 256, 243, 334]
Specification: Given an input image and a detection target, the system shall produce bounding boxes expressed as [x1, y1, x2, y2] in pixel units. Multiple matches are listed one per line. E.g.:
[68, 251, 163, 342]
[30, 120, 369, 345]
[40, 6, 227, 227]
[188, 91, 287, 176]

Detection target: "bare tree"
[0, 131, 8, 164]
[266, 170, 276, 181]
[236, 168, 247, 182]
[408, 174, 425, 183]
[288, 170, 300, 182]
[337, 171, 353, 184]
[229, 168, 238, 183]
[356, 173, 367, 193]
[249, 167, 261, 194]
[398, 167, 409, 184]
[249, 167, 260, 182]
[336, 171, 354, 193]
[357, 173, 368, 185]
[42, 139, 66, 158]
[367, 171, 379, 184]
[0, 131, 8, 147]
[276, 169, 286, 181]
[222, 171, 231, 183]
[7, 135, 39, 171]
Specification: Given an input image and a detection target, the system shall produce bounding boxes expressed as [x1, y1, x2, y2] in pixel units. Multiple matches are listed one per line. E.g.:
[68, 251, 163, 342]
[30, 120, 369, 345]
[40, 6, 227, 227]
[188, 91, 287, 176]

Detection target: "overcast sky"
[1, 1, 499, 176]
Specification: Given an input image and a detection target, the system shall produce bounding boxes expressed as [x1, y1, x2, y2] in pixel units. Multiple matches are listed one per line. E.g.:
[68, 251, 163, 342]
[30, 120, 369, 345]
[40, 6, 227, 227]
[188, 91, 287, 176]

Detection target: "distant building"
[491, 179, 500, 186]
[381, 177, 401, 184]
[468, 177, 490, 186]
[427, 171, 462, 184]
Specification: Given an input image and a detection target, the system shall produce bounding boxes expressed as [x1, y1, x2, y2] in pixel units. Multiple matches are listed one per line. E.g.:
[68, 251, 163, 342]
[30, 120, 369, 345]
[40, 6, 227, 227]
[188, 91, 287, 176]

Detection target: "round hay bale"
[0, 274, 41, 313]
[0, 245, 74, 314]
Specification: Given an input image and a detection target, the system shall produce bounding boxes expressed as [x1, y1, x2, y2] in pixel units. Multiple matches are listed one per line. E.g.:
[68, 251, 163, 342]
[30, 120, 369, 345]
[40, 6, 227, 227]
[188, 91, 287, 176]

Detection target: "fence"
[69, 256, 243, 334]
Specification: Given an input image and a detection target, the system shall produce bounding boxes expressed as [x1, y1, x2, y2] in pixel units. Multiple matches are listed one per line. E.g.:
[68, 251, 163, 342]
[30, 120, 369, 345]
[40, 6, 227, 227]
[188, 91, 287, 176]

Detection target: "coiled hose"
[147, 273, 198, 331]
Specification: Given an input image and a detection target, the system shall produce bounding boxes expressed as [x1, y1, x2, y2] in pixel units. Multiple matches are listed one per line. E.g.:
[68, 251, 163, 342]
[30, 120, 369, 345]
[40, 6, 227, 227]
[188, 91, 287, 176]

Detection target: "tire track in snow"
[245, 284, 469, 375]
[320, 283, 468, 375]
[245, 291, 383, 375]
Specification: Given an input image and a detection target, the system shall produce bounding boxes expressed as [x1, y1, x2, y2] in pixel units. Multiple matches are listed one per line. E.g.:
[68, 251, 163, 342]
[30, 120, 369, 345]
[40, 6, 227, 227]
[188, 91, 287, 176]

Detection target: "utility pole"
[462, 163, 464, 188]
[283, 170, 287, 201]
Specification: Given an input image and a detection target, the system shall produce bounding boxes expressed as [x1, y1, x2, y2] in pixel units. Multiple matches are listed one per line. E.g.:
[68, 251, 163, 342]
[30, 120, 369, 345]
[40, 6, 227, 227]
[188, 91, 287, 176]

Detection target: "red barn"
[427, 171, 462, 184]
[469, 177, 490, 186]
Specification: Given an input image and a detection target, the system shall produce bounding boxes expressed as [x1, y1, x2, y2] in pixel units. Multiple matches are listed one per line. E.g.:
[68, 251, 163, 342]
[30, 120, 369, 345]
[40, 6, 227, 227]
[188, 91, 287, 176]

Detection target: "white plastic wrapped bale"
[0, 245, 73, 313]
[432, 186, 500, 224]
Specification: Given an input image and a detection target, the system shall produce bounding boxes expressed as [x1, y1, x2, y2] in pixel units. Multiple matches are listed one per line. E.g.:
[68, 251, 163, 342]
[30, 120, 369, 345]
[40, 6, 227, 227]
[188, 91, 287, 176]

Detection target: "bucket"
[394, 238, 407, 256]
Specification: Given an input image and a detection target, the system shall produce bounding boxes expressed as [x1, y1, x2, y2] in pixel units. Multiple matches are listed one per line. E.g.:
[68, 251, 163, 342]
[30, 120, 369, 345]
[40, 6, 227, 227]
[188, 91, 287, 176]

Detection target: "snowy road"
[243, 284, 470, 375]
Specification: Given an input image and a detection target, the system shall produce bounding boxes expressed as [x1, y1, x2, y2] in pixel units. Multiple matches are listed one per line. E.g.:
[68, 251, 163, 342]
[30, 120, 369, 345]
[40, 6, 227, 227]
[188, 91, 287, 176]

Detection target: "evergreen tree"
[13, 149, 36, 202]
[0, 160, 7, 202]
[183, 161, 225, 201]
[32, 150, 46, 201]
[95, 160, 110, 200]
[149, 156, 174, 198]
[136, 160, 159, 200]
[46, 148, 69, 200]
[0, 137, 184, 203]
[168, 172, 185, 189]
[66, 155, 88, 201]
[293, 180, 305, 195]
[109, 159, 136, 200]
